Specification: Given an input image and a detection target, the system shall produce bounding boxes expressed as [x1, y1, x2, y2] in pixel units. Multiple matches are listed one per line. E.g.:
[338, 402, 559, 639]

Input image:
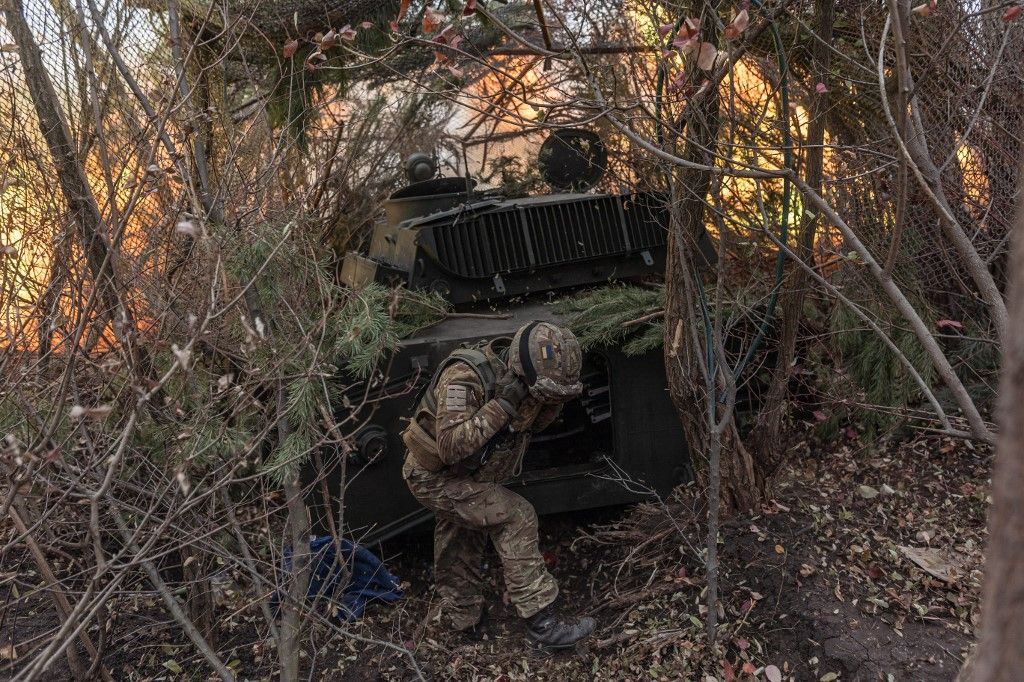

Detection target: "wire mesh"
[1, 0, 176, 351]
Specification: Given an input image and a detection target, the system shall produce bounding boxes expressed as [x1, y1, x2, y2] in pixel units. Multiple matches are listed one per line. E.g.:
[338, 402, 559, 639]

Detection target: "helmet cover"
[508, 321, 583, 402]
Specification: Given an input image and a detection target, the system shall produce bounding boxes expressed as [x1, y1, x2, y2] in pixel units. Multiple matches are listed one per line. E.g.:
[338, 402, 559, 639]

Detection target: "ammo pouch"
[401, 410, 446, 472]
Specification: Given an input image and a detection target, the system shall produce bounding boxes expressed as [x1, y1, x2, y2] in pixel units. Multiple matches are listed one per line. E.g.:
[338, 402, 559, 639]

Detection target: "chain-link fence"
[820, 4, 1020, 424]
[1, 0, 175, 352]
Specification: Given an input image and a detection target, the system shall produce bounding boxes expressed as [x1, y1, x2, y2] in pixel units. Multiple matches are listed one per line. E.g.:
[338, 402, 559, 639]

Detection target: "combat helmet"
[508, 321, 583, 402]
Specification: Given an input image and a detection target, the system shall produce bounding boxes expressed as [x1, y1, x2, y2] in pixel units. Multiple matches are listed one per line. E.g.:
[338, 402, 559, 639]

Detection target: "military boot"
[525, 604, 596, 649]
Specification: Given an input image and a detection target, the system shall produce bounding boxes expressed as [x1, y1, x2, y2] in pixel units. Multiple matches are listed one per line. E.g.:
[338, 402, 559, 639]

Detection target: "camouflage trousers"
[402, 458, 559, 630]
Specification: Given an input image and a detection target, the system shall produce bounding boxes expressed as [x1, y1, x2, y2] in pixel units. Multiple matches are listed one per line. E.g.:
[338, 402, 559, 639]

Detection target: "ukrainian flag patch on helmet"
[540, 344, 554, 361]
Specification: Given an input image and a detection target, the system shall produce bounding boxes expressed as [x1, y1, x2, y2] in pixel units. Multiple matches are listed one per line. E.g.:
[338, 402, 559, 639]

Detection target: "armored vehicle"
[316, 133, 709, 543]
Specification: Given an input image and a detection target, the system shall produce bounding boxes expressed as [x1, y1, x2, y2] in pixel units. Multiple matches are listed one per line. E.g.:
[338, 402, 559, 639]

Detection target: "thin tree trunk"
[182, 537, 217, 646]
[754, 0, 833, 462]
[277, 384, 310, 682]
[2, 0, 138, 351]
[704, 180, 739, 643]
[970, 167, 1024, 681]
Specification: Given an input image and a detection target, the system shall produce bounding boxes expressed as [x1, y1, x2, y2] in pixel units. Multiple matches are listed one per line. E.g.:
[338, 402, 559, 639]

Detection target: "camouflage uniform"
[402, 343, 564, 629]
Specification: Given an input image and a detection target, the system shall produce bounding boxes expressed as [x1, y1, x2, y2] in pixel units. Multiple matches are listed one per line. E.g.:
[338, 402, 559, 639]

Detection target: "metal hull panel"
[308, 302, 690, 544]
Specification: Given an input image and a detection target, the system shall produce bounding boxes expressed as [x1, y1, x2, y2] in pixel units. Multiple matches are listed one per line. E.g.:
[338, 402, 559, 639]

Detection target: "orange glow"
[956, 142, 991, 225]
[2, 113, 172, 353]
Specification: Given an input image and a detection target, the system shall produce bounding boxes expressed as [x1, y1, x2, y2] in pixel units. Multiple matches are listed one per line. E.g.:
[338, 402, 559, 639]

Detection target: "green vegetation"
[555, 284, 665, 356]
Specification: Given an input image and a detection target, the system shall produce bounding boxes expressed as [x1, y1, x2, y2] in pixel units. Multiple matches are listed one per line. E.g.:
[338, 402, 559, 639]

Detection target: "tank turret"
[340, 136, 715, 305]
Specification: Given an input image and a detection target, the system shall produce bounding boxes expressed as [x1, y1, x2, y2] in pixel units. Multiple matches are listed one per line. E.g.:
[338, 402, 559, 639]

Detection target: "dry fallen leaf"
[397, 0, 411, 23]
[320, 28, 338, 50]
[899, 545, 961, 583]
[857, 484, 879, 499]
[723, 9, 749, 39]
[422, 8, 444, 34]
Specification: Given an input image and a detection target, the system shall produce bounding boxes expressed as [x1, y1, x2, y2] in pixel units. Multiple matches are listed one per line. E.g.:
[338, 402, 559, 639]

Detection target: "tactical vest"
[401, 347, 500, 472]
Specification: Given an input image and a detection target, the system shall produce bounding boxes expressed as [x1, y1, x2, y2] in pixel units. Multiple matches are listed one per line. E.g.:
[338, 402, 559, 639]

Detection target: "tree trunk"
[277, 385, 310, 682]
[662, 0, 764, 513]
[753, 0, 833, 465]
[970, 167, 1024, 681]
[2, 0, 139, 352]
[182, 529, 217, 647]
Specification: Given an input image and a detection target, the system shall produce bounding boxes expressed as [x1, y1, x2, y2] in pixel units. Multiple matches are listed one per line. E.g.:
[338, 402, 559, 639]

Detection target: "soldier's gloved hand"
[494, 370, 529, 418]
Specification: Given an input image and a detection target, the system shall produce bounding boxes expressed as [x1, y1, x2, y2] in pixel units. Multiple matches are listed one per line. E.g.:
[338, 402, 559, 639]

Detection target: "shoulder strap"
[418, 347, 498, 415]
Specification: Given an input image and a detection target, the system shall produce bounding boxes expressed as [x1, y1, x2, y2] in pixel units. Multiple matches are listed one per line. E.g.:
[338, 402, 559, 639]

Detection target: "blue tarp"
[278, 536, 403, 621]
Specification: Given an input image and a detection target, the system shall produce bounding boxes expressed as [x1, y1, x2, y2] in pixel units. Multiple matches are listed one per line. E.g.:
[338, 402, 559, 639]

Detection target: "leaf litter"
[308, 433, 988, 680]
[10, 434, 986, 680]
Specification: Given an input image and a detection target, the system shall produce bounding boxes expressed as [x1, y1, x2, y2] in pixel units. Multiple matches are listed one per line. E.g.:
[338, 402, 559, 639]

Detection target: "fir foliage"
[332, 283, 449, 377]
[224, 220, 453, 481]
[266, 428, 315, 484]
[828, 299, 938, 436]
[261, 284, 446, 482]
[554, 284, 666, 356]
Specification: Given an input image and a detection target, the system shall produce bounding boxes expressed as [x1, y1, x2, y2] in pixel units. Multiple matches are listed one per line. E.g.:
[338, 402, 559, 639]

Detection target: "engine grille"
[429, 194, 666, 278]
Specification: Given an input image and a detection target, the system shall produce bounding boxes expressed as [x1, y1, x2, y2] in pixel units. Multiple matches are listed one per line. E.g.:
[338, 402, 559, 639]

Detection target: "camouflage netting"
[132, 0, 400, 42]
[821, 3, 1020, 321]
[0, 0, 439, 350]
[1, 0, 178, 350]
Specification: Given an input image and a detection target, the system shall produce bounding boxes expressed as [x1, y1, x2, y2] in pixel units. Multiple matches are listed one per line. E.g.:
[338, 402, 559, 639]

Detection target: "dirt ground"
[332, 434, 987, 681]
[0, 433, 988, 681]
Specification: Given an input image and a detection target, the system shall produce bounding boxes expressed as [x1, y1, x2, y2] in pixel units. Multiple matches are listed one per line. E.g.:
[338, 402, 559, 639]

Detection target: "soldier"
[401, 320, 597, 648]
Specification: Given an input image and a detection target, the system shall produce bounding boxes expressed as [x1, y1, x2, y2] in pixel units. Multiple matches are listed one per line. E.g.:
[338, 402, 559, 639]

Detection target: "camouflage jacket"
[428, 346, 562, 483]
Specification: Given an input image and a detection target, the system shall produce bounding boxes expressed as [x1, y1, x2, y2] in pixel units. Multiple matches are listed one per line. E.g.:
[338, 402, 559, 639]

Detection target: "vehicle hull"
[308, 302, 691, 544]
